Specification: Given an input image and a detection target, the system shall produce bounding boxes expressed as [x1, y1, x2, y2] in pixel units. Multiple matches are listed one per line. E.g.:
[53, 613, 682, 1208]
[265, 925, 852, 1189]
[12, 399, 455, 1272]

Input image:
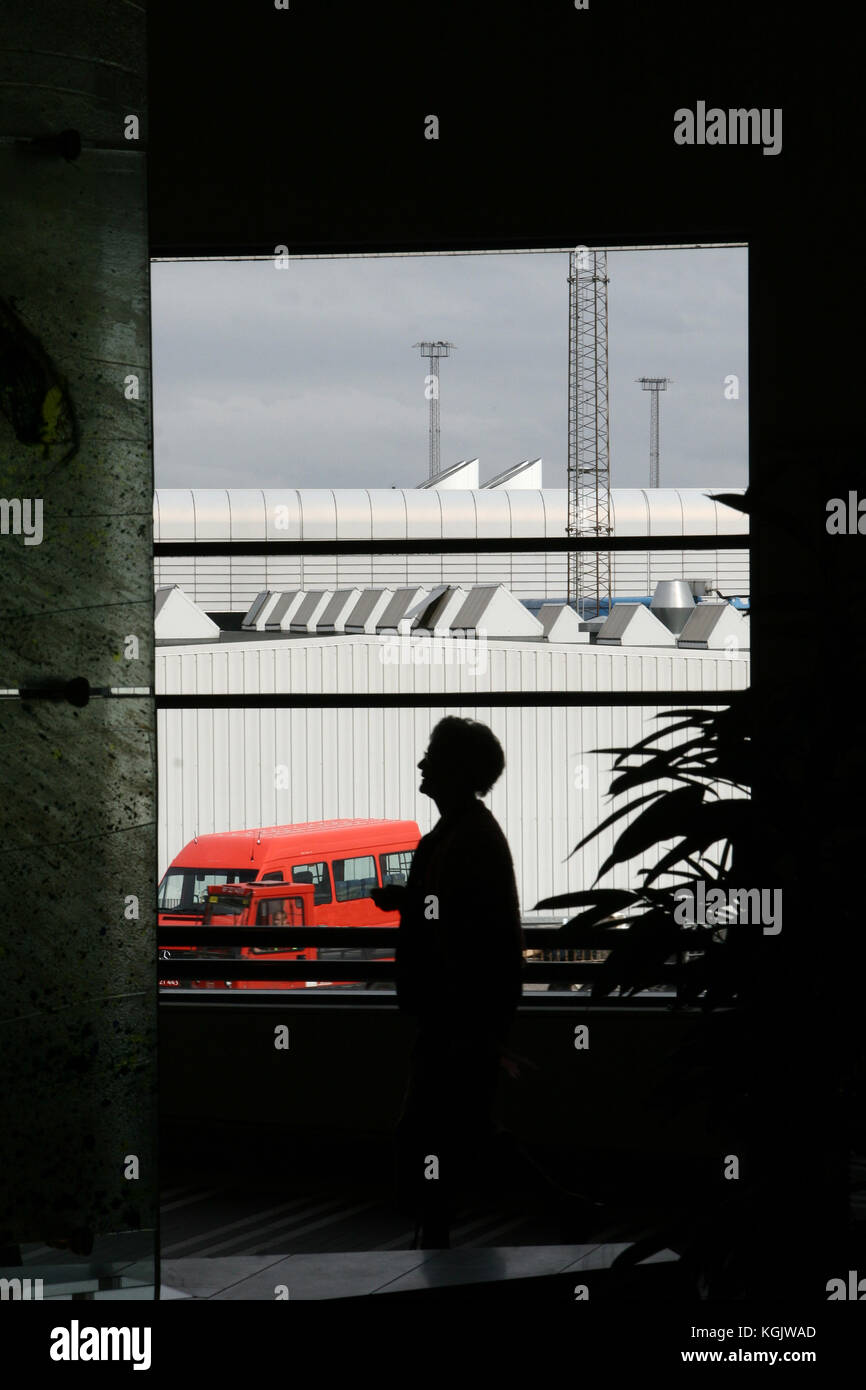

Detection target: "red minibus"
[158, 818, 420, 988]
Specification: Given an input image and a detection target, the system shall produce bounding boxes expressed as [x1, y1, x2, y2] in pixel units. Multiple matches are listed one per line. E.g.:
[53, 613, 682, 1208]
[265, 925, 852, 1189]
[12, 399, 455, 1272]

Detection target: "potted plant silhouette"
[536, 691, 762, 1296]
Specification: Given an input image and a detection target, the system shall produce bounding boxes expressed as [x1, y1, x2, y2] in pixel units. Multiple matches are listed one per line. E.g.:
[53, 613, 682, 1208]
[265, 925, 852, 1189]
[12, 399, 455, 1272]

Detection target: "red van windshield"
[158, 868, 258, 913]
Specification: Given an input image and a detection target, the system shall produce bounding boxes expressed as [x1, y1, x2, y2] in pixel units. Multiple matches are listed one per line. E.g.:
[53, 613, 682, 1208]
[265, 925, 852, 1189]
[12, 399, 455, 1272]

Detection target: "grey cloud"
[151, 248, 747, 492]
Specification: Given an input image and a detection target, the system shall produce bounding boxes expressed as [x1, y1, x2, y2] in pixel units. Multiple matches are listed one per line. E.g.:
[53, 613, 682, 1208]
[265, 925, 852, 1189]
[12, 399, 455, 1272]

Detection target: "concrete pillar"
[0, 4, 155, 1293]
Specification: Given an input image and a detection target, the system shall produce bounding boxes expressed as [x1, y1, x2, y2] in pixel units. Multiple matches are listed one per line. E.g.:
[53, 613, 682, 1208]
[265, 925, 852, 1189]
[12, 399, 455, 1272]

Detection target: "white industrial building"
[154, 470, 750, 915]
[153, 475, 749, 614]
[156, 578, 750, 917]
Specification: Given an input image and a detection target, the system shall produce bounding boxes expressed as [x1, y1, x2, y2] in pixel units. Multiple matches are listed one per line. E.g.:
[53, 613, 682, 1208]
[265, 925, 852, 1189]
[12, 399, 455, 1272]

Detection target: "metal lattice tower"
[413, 341, 455, 479]
[567, 249, 612, 616]
[637, 377, 672, 488]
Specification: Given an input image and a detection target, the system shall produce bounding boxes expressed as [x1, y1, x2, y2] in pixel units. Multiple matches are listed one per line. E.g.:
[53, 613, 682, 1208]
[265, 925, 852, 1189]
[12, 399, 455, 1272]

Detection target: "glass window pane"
[291, 860, 332, 905]
[380, 849, 414, 886]
[158, 867, 257, 911]
[333, 855, 378, 901]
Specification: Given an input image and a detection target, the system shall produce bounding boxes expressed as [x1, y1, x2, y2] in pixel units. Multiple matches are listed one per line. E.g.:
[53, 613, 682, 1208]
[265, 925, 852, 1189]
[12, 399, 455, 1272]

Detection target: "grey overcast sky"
[150, 248, 748, 493]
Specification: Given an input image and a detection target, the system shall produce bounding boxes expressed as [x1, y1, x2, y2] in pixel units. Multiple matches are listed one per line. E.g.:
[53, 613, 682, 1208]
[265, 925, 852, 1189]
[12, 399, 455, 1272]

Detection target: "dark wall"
[161, 999, 716, 1160]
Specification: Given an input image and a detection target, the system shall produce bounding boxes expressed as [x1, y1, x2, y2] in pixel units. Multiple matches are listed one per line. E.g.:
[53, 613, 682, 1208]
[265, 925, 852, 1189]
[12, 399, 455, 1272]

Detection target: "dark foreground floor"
[9, 1127, 865, 1300]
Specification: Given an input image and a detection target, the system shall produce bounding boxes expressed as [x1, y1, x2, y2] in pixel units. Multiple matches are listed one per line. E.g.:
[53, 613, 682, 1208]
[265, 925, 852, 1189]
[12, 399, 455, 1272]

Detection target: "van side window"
[291, 861, 332, 905]
[333, 855, 378, 902]
[380, 849, 414, 887]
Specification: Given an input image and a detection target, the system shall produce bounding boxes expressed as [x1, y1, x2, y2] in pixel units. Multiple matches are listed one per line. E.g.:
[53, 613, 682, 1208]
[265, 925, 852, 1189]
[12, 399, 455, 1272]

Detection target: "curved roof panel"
[681, 488, 721, 536]
[404, 490, 443, 538]
[333, 489, 374, 539]
[152, 486, 748, 541]
[502, 490, 550, 537]
[609, 488, 650, 536]
[156, 489, 196, 539]
[438, 491, 478, 539]
[297, 490, 338, 539]
[645, 488, 685, 535]
[189, 490, 231, 539]
[263, 488, 302, 538]
[705, 488, 749, 532]
[367, 490, 408, 538]
[539, 490, 567, 534]
[471, 487, 512, 537]
[228, 489, 268, 539]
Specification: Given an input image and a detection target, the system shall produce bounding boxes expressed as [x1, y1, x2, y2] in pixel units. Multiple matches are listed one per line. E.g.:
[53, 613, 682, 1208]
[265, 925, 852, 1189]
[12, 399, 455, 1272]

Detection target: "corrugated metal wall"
[157, 637, 749, 913]
[153, 487, 750, 609]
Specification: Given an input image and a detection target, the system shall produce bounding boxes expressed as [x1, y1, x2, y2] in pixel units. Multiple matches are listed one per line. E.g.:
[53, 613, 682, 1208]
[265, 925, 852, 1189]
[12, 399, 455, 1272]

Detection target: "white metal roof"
[154, 487, 748, 541]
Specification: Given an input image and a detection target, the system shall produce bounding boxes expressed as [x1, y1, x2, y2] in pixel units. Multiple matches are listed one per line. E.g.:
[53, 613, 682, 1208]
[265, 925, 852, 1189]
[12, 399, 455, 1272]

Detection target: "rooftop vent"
[344, 588, 395, 634]
[537, 603, 589, 642]
[451, 585, 544, 640]
[677, 603, 750, 650]
[264, 590, 305, 631]
[155, 586, 220, 643]
[317, 588, 363, 635]
[650, 579, 696, 634]
[290, 590, 334, 634]
[411, 586, 468, 635]
[376, 587, 430, 634]
[686, 577, 712, 598]
[597, 603, 677, 647]
[483, 458, 543, 490]
[416, 458, 479, 490]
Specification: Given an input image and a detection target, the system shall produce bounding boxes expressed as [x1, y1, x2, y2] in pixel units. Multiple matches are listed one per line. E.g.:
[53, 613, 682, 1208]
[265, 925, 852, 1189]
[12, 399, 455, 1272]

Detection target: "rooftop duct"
[650, 579, 696, 634]
[686, 577, 712, 598]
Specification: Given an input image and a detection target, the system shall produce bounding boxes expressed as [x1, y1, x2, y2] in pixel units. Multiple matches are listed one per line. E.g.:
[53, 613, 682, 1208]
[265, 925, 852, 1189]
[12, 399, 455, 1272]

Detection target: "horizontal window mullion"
[154, 533, 749, 558]
[156, 691, 746, 711]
